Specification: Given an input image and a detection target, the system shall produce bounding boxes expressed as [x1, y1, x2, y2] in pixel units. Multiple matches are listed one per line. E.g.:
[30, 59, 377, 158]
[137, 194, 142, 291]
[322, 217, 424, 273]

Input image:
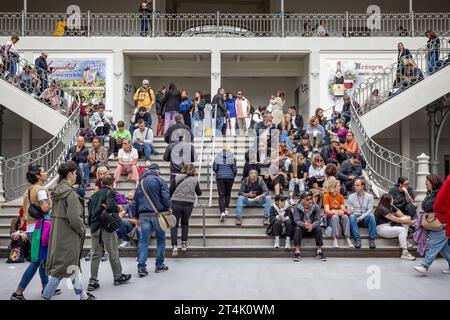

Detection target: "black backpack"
[100, 209, 122, 233]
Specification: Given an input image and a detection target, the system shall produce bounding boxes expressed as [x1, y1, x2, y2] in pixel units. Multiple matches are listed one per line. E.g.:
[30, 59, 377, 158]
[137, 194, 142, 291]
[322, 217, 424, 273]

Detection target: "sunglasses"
[127, 198, 133, 201]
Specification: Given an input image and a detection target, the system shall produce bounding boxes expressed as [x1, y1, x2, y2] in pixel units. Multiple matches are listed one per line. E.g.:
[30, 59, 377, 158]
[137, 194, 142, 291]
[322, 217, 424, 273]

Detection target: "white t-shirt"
[118, 148, 139, 165]
[26, 189, 48, 233]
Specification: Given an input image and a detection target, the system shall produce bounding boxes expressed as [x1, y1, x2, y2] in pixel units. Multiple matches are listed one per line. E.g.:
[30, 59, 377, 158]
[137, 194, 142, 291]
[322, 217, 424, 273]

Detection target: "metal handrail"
[2, 11, 450, 38]
[208, 103, 218, 208]
[1, 92, 80, 201]
[349, 100, 418, 193]
[0, 54, 76, 116]
[194, 105, 208, 208]
[353, 33, 450, 115]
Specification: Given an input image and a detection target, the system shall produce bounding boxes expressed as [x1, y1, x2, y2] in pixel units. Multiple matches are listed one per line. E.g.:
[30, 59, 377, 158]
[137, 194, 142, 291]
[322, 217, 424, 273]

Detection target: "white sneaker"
[442, 269, 450, 274]
[119, 241, 131, 248]
[145, 160, 151, 167]
[332, 238, 339, 248]
[274, 239, 280, 248]
[172, 246, 178, 257]
[108, 154, 115, 160]
[224, 210, 229, 216]
[220, 213, 226, 223]
[289, 199, 295, 206]
[346, 238, 354, 248]
[400, 250, 416, 261]
[413, 265, 428, 275]
[285, 238, 291, 250]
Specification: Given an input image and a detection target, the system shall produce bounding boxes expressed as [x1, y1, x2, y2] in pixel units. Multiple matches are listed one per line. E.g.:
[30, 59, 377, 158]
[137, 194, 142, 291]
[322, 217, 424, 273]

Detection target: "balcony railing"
[1, 11, 449, 38]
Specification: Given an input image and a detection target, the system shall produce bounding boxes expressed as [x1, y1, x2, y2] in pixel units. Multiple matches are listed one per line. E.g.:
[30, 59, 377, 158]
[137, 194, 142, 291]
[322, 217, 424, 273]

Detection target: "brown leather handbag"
[421, 213, 444, 232]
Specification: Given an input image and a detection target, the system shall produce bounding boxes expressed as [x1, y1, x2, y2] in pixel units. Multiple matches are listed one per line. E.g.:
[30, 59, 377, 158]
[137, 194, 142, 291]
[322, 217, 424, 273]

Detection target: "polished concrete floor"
[1, 257, 450, 300]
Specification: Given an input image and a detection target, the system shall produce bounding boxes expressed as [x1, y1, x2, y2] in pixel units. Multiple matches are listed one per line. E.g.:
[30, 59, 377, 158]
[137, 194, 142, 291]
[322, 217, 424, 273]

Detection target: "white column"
[112, 50, 125, 124]
[21, 119, 31, 154]
[308, 50, 321, 121]
[409, 0, 413, 12]
[211, 50, 221, 100]
[415, 153, 430, 203]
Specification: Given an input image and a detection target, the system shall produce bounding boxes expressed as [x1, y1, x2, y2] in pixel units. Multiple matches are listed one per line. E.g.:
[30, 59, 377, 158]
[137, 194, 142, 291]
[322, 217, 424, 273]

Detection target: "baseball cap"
[142, 79, 149, 85]
[149, 163, 160, 170]
[300, 191, 313, 199]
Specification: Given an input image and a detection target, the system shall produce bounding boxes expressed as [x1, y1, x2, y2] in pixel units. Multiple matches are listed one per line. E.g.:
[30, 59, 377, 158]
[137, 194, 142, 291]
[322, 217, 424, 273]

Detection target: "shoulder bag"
[99, 190, 122, 233]
[140, 180, 176, 232]
[421, 213, 444, 232]
[27, 188, 45, 220]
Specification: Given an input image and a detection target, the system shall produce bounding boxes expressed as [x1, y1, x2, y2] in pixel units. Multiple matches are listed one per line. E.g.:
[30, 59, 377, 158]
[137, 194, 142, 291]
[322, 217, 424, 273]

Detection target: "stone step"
[0, 232, 411, 248]
[0, 245, 414, 259]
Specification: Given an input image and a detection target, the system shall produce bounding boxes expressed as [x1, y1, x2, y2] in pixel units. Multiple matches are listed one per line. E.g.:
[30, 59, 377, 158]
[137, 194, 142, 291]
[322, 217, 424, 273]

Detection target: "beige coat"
[270, 97, 285, 125]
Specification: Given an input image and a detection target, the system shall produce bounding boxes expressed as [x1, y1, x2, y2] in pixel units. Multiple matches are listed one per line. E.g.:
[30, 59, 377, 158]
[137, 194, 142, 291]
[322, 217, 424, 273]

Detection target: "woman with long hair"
[414, 175, 450, 275]
[277, 113, 294, 150]
[375, 193, 416, 260]
[192, 90, 206, 137]
[169, 164, 202, 256]
[270, 89, 285, 126]
[306, 115, 326, 151]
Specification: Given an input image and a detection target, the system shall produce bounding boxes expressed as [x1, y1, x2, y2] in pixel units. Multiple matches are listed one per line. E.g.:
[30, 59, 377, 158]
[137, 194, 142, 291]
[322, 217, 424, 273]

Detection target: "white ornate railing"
[1, 11, 449, 38]
[0, 96, 80, 202]
[349, 102, 418, 193]
[353, 33, 450, 114]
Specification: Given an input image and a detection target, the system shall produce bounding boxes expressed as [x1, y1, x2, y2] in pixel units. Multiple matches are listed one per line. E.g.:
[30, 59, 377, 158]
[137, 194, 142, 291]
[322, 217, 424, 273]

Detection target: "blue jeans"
[140, 16, 151, 36]
[18, 259, 48, 291]
[349, 214, 376, 240]
[117, 220, 134, 242]
[422, 229, 450, 268]
[429, 52, 438, 74]
[216, 116, 225, 136]
[138, 215, 166, 270]
[236, 195, 271, 219]
[5, 58, 17, 80]
[341, 111, 351, 124]
[192, 113, 204, 137]
[79, 162, 90, 183]
[133, 142, 153, 161]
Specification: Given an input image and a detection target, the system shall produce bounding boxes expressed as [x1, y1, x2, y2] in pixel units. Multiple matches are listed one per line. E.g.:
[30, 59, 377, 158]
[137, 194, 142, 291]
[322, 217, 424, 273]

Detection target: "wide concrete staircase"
[0, 136, 417, 258]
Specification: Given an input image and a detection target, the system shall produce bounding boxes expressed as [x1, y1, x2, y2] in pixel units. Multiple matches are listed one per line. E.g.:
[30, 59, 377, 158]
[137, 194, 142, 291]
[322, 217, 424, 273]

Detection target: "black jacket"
[163, 88, 181, 112]
[163, 140, 198, 174]
[87, 187, 119, 233]
[65, 145, 89, 164]
[155, 91, 167, 115]
[293, 203, 321, 229]
[421, 190, 438, 213]
[269, 204, 294, 225]
[194, 98, 207, 120]
[321, 145, 347, 165]
[34, 56, 48, 77]
[238, 176, 269, 197]
[164, 122, 193, 144]
[292, 114, 304, 131]
[211, 93, 227, 117]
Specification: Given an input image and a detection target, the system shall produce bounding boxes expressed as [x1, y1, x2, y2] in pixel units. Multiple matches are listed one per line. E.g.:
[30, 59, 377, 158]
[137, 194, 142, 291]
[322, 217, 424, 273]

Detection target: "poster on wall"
[47, 58, 107, 106]
[321, 57, 395, 108]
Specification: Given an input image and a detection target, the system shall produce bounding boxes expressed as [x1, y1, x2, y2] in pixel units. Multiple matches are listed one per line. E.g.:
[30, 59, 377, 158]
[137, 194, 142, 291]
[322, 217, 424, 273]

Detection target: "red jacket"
[434, 175, 450, 237]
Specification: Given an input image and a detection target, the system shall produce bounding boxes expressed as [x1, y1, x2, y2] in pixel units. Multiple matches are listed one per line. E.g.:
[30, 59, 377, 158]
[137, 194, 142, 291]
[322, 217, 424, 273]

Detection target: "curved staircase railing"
[0, 92, 80, 202]
[353, 33, 450, 115]
[350, 101, 417, 194]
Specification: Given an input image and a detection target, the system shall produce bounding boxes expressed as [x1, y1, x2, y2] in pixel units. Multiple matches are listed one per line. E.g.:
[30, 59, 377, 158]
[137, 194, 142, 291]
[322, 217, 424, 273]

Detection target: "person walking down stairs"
[213, 146, 237, 223]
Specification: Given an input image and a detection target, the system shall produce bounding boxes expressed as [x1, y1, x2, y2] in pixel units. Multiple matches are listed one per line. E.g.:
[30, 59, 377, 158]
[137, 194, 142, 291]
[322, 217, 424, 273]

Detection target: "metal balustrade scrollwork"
[1, 11, 450, 38]
[0, 94, 80, 202]
[353, 33, 450, 116]
[349, 103, 418, 193]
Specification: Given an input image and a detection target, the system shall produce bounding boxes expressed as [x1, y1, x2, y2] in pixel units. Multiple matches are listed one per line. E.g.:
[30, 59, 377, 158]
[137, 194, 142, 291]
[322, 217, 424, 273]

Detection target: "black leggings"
[273, 220, 293, 237]
[217, 179, 234, 213]
[171, 201, 194, 246]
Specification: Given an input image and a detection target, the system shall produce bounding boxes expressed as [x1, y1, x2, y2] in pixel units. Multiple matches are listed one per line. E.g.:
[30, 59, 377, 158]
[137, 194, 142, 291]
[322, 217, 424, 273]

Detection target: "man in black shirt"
[388, 177, 417, 219]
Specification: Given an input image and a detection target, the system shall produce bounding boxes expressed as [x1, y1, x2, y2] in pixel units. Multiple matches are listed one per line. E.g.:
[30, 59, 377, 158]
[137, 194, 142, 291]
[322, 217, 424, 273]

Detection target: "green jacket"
[46, 181, 85, 279]
[88, 187, 119, 233]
